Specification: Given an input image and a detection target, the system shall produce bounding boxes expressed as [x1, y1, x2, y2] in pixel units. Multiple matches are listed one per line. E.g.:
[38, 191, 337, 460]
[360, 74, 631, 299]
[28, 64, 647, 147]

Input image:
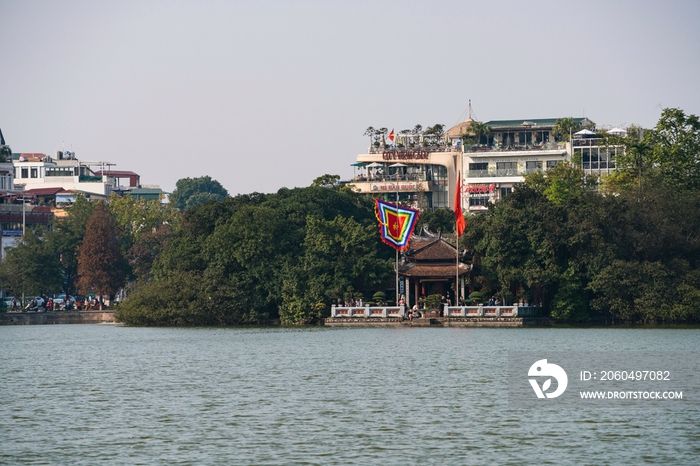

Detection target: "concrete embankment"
[324, 316, 552, 327]
[0, 311, 116, 325]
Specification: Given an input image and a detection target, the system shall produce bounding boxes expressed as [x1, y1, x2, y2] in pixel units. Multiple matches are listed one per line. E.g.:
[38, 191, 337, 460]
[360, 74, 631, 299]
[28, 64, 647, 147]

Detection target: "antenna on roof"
[468, 100, 479, 121]
[456, 99, 479, 125]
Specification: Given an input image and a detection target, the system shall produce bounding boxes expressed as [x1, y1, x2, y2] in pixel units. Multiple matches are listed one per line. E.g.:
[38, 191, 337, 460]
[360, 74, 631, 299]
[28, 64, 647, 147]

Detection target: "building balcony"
[368, 145, 458, 154]
[467, 169, 528, 178]
[572, 138, 603, 147]
[465, 142, 564, 152]
[464, 144, 567, 158]
[349, 178, 431, 194]
[582, 162, 616, 170]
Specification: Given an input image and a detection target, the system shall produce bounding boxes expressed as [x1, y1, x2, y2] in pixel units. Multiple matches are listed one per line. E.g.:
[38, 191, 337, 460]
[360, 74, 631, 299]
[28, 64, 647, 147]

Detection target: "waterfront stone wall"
[0, 311, 116, 325]
[324, 316, 552, 327]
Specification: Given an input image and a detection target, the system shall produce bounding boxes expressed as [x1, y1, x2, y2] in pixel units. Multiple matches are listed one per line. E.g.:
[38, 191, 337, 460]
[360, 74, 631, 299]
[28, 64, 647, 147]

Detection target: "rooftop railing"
[465, 142, 564, 152]
[368, 145, 459, 154]
[78, 175, 103, 183]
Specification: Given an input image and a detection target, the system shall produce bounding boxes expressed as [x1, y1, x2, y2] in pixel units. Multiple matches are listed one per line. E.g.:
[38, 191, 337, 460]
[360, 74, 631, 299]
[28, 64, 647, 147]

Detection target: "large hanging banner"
[374, 199, 419, 251]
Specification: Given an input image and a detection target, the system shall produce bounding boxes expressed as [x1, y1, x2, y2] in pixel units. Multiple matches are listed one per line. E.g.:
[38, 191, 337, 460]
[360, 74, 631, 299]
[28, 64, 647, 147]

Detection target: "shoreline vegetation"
[2, 109, 700, 327]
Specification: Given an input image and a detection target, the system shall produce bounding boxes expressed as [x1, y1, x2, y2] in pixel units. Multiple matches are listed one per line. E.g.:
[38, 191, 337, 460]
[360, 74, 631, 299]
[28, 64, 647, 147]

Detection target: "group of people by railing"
[6, 295, 103, 312]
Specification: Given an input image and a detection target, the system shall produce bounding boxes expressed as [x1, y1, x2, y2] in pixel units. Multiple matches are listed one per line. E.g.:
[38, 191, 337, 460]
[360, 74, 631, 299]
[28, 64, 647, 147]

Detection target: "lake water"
[1, 325, 698, 465]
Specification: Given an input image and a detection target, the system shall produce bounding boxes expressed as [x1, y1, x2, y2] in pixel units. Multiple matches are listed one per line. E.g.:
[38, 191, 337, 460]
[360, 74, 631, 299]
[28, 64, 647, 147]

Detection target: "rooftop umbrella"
[574, 129, 596, 136]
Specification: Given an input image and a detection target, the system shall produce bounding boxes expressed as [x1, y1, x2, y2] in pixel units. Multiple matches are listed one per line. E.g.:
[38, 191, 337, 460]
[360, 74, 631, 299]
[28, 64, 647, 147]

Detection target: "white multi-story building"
[350, 116, 627, 212]
[12, 151, 116, 198]
[454, 117, 593, 212]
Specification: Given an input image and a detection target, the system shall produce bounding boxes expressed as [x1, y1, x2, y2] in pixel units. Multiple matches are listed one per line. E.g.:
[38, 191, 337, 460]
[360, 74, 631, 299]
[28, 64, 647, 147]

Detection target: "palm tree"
[0, 145, 11, 163]
[468, 121, 491, 146]
[423, 124, 445, 146]
[363, 126, 376, 146]
[412, 125, 423, 147]
[378, 127, 388, 147]
[552, 117, 580, 142]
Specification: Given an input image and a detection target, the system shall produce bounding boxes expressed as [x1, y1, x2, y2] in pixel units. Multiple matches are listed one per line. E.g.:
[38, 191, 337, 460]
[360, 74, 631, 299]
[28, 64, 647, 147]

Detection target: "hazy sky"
[2, 0, 699, 194]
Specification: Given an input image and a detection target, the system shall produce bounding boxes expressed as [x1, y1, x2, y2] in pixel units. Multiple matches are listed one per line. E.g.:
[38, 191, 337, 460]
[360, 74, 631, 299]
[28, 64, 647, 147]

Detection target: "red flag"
[388, 128, 395, 142]
[455, 173, 466, 237]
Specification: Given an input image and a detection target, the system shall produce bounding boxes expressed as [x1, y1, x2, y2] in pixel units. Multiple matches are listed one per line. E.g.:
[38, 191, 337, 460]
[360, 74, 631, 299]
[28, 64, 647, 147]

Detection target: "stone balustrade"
[443, 305, 539, 317]
[331, 305, 406, 318]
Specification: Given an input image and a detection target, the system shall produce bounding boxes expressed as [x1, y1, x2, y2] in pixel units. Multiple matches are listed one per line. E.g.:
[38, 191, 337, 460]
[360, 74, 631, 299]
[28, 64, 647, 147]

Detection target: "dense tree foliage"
[77, 202, 128, 307]
[416, 208, 455, 234]
[116, 183, 395, 325]
[6, 109, 699, 326]
[169, 176, 229, 211]
[463, 109, 700, 324]
[551, 117, 580, 142]
[0, 229, 63, 298]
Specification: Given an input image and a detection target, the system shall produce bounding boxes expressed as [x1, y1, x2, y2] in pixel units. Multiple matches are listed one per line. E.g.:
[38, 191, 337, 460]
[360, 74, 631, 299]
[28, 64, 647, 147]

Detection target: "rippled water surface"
[1, 325, 699, 465]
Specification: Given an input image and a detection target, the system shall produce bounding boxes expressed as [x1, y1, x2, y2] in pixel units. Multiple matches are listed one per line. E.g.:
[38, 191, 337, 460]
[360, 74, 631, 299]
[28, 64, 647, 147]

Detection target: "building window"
[496, 162, 517, 176]
[469, 197, 488, 207]
[46, 167, 75, 177]
[500, 187, 512, 198]
[468, 162, 488, 177]
[21, 168, 28, 179]
[526, 161, 542, 172]
[546, 160, 560, 169]
[501, 132, 515, 147]
[30, 168, 38, 178]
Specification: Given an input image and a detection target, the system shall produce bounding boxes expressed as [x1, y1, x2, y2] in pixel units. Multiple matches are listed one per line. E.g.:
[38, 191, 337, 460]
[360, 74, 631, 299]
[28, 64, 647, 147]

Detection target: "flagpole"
[456, 219, 459, 307]
[396, 185, 399, 306]
[454, 173, 464, 307]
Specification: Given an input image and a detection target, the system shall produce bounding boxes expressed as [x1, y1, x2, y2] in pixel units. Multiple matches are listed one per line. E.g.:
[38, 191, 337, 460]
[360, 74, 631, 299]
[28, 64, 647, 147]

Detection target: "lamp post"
[22, 196, 26, 236]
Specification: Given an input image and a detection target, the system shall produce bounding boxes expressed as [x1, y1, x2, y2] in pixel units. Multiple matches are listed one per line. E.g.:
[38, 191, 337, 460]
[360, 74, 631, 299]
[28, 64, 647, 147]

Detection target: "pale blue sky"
[2, 0, 699, 194]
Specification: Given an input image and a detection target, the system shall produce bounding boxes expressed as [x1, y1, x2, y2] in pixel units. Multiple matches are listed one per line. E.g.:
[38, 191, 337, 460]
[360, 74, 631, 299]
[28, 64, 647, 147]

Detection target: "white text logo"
[528, 359, 568, 399]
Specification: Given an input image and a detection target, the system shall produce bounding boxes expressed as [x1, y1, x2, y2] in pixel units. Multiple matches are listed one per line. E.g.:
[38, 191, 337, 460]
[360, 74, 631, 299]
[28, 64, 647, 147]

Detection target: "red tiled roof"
[407, 237, 458, 261]
[95, 170, 139, 177]
[24, 187, 65, 196]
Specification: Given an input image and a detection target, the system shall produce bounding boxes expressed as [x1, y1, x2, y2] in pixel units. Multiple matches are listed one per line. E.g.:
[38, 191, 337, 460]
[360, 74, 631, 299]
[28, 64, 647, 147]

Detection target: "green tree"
[0, 144, 11, 163]
[126, 224, 173, 283]
[45, 195, 96, 294]
[118, 183, 393, 325]
[311, 174, 341, 189]
[647, 108, 700, 190]
[423, 124, 445, 145]
[363, 126, 376, 146]
[170, 176, 229, 211]
[278, 215, 392, 323]
[416, 208, 455, 234]
[0, 229, 62, 299]
[602, 109, 700, 197]
[467, 121, 491, 146]
[76, 202, 128, 308]
[552, 117, 580, 142]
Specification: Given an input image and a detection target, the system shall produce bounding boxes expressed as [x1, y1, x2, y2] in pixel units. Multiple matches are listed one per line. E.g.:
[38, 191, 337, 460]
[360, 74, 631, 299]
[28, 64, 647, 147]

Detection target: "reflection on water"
[1, 326, 698, 465]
